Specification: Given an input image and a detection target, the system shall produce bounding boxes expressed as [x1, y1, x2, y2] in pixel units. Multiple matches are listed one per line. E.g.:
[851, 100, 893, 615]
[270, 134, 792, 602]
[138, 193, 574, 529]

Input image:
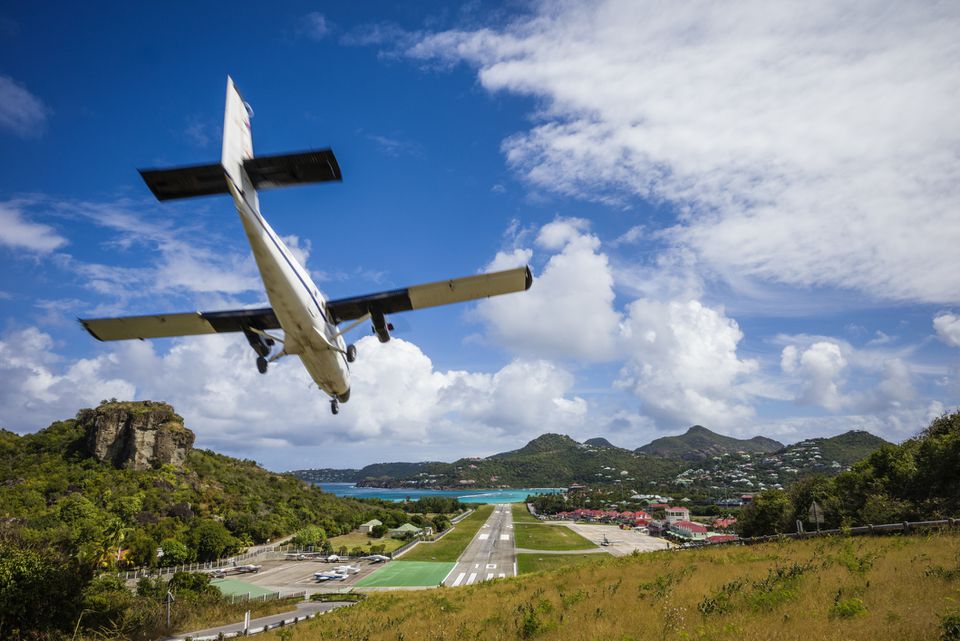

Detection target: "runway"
[443, 503, 515, 586]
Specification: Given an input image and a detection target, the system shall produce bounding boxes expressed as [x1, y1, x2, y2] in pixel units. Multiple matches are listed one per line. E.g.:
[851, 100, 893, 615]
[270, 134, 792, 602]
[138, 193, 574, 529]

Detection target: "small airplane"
[333, 564, 360, 575]
[363, 554, 391, 563]
[79, 77, 532, 415]
[313, 571, 347, 582]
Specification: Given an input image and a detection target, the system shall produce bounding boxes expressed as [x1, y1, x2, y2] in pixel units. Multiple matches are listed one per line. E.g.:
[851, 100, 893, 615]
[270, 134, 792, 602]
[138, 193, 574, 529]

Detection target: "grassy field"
[354, 561, 456, 588]
[511, 503, 541, 523]
[260, 530, 960, 641]
[327, 530, 406, 554]
[400, 505, 494, 562]
[516, 552, 604, 574]
[512, 505, 597, 551]
[514, 523, 597, 551]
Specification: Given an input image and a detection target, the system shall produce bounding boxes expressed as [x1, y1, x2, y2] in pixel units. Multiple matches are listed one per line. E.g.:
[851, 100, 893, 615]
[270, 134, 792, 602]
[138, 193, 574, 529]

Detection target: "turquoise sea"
[315, 483, 563, 504]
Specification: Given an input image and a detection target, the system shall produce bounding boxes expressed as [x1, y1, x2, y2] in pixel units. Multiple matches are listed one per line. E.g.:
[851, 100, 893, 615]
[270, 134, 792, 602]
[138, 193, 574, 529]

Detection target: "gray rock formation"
[79, 401, 194, 470]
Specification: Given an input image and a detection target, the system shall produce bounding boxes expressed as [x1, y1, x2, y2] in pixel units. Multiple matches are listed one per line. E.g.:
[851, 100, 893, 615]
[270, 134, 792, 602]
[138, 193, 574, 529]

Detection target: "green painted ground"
[354, 561, 456, 587]
[211, 578, 276, 597]
[516, 553, 606, 574]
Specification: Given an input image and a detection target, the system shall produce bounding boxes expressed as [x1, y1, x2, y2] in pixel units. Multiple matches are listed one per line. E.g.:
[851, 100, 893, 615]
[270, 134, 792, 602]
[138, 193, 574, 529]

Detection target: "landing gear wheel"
[330, 399, 340, 415]
[256, 356, 268, 374]
[346, 344, 357, 363]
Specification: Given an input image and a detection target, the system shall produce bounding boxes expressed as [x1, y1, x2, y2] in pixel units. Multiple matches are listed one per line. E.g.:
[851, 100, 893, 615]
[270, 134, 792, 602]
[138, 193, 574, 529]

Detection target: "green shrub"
[941, 610, 960, 641]
[830, 597, 867, 619]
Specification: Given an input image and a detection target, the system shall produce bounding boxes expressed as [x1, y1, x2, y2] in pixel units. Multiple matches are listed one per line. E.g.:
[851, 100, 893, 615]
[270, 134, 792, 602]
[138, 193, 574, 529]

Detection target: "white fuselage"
[227, 182, 350, 400]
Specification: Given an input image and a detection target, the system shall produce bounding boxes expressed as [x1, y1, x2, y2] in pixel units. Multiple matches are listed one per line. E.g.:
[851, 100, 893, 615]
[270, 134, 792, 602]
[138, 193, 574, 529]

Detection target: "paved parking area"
[557, 523, 671, 557]
[213, 558, 386, 594]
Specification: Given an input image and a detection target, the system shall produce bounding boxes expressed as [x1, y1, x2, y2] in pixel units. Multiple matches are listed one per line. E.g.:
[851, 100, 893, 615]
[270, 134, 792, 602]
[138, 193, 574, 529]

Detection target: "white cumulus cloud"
[617, 299, 758, 428]
[408, 0, 960, 305]
[934, 313, 960, 348]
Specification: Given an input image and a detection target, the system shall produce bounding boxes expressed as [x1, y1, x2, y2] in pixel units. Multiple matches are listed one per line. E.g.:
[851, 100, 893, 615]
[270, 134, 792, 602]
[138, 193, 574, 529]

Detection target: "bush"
[830, 596, 867, 620]
[941, 610, 960, 641]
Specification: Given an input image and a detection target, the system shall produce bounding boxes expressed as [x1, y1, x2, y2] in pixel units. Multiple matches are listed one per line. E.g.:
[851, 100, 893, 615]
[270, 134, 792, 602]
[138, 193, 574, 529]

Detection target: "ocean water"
[315, 483, 563, 504]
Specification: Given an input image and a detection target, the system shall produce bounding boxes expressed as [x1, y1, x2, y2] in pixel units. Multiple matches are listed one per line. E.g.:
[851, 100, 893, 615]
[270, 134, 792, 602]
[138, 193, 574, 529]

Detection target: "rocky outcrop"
[78, 401, 194, 470]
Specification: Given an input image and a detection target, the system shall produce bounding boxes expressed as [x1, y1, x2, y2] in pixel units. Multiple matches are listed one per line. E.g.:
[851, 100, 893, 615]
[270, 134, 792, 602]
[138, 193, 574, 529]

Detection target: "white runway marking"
[486, 573, 494, 580]
[478, 533, 489, 540]
[500, 534, 510, 540]
[499, 573, 506, 579]
[474, 563, 479, 569]
[486, 563, 497, 569]
[452, 572, 466, 587]
[467, 572, 477, 585]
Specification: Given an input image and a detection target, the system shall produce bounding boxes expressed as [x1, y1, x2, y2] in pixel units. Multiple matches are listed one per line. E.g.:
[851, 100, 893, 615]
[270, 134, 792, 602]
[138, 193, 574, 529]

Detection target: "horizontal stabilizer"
[245, 150, 342, 189]
[140, 163, 228, 201]
[139, 149, 341, 201]
[80, 307, 279, 341]
[326, 266, 532, 323]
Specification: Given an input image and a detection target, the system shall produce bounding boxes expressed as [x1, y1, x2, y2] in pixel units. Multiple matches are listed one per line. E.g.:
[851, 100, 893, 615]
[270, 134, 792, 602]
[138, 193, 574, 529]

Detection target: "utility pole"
[165, 591, 175, 630]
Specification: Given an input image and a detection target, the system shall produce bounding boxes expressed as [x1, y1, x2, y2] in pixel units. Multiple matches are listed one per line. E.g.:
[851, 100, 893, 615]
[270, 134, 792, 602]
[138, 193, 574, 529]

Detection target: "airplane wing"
[79, 307, 280, 341]
[325, 266, 532, 323]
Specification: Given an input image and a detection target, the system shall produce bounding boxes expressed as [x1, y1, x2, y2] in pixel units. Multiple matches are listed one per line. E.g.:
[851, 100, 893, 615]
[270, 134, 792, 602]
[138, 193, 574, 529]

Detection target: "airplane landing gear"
[346, 344, 357, 363]
[330, 399, 340, 415]
[256, 356, 268, 374]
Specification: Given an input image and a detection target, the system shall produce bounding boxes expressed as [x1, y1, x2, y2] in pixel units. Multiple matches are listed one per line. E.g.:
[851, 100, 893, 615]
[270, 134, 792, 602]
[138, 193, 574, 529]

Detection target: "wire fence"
[120, 510, 478, 580]
[225, 590, 306, 605]
[690, 517, 960, 549]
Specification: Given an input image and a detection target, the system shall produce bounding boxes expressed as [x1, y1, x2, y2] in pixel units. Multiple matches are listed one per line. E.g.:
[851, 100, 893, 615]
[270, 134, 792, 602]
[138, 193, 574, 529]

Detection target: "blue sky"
[1, 1, 958, 470]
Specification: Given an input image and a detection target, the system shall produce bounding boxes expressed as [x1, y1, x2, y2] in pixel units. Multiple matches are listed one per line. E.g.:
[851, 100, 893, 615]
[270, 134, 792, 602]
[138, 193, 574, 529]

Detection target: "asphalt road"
[443, 503, 516, 586]
[162, 601, 350, 640]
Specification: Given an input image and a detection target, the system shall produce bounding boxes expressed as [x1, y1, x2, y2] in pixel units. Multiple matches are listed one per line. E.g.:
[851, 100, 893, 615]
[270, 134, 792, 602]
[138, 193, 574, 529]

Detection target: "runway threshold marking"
[467, 572, 477, 585]
[452, 572, 466, 587]
[479, 533, 490, 540]
[486, 573, 494, 580]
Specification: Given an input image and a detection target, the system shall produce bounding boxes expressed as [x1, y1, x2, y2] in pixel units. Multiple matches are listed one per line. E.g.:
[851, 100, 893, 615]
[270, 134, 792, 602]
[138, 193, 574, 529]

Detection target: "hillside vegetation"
[638, 425, 784, 460]
[263, 530, 960, 641]
[739, 410, 960, 537]
[0, 402, 419, 639]
[295, 427, 882, 491]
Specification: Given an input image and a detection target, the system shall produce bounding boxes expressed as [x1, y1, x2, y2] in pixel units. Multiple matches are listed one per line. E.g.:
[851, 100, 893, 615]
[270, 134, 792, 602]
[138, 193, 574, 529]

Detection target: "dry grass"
[257, 530, 960, 641]
[516, 553, 604, 574]
[327, 530, 406, 554]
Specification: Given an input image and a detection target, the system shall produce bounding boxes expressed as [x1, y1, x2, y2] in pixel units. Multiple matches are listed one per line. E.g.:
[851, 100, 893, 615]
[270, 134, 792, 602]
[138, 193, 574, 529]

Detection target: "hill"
[739, 411, 960, 536]
[583, 437, 617, 448]
[292, 433, 683, 488]
[267, 529, 960, 641]
[638, 425, 784, 460]
[785, 430, 890, 466]
[0, 401, 401, 567]
[673, 429, 891, 492]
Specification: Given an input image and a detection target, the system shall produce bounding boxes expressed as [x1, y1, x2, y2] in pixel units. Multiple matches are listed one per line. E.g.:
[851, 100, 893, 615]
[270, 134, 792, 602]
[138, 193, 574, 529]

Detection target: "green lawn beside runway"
[510, 504, 600, 551]
[400, 505, 494, 562]
[354, 561, 456, 587]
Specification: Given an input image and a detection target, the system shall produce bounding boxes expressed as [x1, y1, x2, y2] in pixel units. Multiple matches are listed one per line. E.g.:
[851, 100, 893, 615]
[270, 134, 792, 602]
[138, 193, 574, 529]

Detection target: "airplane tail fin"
[138, 77, 341, 202]
[222, 76, 256, 194]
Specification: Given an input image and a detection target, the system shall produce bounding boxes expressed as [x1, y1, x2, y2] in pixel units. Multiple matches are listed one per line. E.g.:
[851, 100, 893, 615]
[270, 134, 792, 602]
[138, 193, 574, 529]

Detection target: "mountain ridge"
[637, 425, 784, 460]
[292, 426, 886, 488]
